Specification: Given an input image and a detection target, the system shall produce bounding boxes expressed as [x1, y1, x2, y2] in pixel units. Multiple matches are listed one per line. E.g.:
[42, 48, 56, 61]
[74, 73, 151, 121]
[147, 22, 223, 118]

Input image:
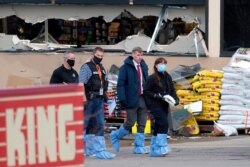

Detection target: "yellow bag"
[202, 105, 220, 112]
[192, 81, 222, 89]
[198, 70, 224, 78]
[202, 109, 219, 114]
[199, 84, 222, 89]
[188, 75, 200, 83]
[179, 98, 201, 103]
[202, 99, 220, 104]
[195, 113, 219, 121]
[196, 88, 221, 93]
[199, 76, 222, 82]
[182, 116, 200, 135]
[203, 103, 220, 109]
[199, 95, 220, 100]
[178, 94, 200, 99]
[176, 90, 195, 96]
[201, 92, 220, 97]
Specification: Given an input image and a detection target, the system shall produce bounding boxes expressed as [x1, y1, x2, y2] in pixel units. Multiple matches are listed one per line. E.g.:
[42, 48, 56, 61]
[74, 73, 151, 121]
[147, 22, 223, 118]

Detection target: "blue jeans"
[84, 98, 105, 136]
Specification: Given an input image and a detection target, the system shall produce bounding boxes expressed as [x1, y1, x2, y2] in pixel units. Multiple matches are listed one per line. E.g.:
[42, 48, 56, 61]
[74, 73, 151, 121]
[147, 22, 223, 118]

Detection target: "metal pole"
[146, 5, 167, 53]
[197, 29, 209, 56]
[45, 20, 49, 43]
[194, 29, 199, 58]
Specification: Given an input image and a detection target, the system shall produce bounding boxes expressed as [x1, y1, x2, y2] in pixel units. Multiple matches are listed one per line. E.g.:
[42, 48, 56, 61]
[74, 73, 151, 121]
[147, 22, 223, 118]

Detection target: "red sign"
[0, 84, 84, 167]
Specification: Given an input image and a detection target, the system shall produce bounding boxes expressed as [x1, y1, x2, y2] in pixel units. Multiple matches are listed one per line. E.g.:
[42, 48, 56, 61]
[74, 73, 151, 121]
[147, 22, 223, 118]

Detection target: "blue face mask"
[157, 63, 167, 72]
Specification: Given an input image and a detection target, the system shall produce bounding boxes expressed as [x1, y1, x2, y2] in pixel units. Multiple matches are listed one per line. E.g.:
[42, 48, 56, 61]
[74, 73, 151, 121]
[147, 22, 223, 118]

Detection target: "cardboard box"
[7, 75, 33, 87]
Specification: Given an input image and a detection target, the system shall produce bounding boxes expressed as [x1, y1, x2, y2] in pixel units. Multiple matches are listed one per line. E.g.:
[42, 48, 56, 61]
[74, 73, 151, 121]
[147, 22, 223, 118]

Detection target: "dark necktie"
[137, 64, 142, 95]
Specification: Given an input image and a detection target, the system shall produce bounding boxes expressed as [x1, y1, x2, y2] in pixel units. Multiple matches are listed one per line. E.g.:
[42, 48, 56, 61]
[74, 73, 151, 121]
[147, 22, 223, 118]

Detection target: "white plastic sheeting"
[0, 34, 70, 51]
[86, 32, 206, 54]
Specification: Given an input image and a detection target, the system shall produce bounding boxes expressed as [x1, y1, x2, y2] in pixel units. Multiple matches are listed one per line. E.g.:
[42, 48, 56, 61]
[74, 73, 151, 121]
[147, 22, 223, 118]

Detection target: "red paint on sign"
[0, 84, 84, 167]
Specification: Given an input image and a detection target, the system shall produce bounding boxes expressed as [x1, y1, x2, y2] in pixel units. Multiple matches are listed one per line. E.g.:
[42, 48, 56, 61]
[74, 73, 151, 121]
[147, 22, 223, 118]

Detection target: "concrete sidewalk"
[85, 136, 250, 167]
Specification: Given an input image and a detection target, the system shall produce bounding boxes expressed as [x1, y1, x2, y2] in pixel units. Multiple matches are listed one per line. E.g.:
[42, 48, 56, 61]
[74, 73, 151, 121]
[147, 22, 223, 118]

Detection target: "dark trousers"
[84, 98, 105, 136]
[124, 96, 148, 133]
[150, 103, 169, 136]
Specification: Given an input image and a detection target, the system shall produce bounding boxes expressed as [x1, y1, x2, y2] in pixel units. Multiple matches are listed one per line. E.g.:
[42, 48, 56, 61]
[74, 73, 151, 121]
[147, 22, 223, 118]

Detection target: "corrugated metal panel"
[0, 0, 205, 5]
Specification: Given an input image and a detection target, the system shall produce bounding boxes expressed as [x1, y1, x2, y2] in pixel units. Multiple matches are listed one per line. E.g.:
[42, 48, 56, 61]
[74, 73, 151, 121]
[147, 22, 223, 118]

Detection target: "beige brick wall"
[0, 52, 230, 87]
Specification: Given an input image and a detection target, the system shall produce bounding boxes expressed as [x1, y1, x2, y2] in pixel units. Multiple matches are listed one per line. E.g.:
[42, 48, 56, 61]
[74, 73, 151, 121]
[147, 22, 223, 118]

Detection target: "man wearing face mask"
[50, 51, 79, 84]
[143, 57, 179, 157]
[79, 47, 116, 159]
[110, 46, 149, 154]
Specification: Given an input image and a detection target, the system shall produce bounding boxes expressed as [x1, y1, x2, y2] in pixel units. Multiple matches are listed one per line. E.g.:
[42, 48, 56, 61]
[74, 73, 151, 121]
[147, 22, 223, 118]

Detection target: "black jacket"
[143, 72, 179, 108]
[50, 65, 79, 84]
[84, 61, 107, 94]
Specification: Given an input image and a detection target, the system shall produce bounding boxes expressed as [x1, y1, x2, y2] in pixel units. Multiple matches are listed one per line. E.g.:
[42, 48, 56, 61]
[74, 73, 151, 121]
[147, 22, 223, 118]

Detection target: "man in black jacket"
[79, 47, 115, 159]
[50, 51, 78, 84]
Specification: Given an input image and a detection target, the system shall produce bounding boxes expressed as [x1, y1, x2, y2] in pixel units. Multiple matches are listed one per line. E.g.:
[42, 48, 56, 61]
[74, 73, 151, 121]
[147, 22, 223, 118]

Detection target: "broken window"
[0, 5, 206, 55]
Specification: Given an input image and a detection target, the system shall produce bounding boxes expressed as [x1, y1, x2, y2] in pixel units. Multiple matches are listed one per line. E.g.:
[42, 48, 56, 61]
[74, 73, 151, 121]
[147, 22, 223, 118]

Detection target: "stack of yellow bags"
[176, 76, 200, 105]
[175, 77, 201, 135]
[174, 70, 223, 135]
[192, 70, 223, 121]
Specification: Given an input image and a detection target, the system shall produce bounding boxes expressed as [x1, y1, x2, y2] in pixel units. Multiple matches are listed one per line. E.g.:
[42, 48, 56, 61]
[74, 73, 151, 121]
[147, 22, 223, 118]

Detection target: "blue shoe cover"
[150, 134, 170, 157]
[93, 136, 116, 159]
[133, 133, 149, 154]
[84, 134, 96, 156]
[110, 125, 129, 152]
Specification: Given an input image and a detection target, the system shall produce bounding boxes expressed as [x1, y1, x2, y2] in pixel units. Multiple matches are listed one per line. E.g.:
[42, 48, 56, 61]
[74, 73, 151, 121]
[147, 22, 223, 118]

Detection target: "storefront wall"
[208, 0, 221, 57]
[0, 4, 207, 54]
[0, 52, 230, 87]
[0, 0, 233, 88]
[0, 0, 225, 57]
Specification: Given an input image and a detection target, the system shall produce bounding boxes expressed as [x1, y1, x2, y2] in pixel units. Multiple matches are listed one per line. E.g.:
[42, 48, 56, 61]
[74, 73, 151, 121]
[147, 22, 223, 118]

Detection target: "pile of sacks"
[218, 48, 250, 130]
[175, 74, 204, 106]
[192, 70, 223, 121]
[176, 70, 223, 121]
[174, 70, 223, 135]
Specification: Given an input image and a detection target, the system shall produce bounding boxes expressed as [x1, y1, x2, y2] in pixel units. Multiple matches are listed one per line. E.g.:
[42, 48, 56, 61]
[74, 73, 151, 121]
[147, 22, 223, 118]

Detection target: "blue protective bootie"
[110, 125, 129, 152]
[149, 135, 156, 156]
[133, 133, 149, 154]
[84, 134, 96, 156]
[150, 134, 169, 157]
[92, 136, 116, 159]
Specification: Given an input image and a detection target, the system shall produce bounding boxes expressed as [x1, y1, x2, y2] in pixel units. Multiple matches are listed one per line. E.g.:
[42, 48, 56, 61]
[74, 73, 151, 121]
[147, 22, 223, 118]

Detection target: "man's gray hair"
[132, 46, 143, 53]
[93, 47, 104, 53]
[63, 50, 74, 59]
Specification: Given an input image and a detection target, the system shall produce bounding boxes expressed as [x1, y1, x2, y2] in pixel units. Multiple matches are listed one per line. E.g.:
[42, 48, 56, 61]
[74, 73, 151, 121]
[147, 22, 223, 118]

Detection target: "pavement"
[85, 135, 250, 167]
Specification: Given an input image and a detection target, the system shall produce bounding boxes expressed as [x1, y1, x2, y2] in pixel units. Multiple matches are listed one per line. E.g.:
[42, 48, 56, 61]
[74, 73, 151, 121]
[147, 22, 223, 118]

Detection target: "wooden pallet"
[236, 129, 250, 135]
[105, 117, 125, 125]
[197, 121, 214, 132]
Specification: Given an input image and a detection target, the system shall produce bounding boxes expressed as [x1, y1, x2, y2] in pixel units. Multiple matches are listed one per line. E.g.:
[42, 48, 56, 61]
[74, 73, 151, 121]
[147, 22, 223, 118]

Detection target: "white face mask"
[157, 63, 167, 72]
